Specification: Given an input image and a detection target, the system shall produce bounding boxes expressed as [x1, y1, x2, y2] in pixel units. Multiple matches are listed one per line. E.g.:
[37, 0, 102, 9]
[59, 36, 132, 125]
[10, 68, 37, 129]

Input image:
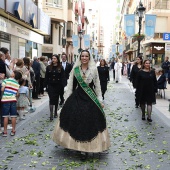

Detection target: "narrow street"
[0, 75, 170, 170]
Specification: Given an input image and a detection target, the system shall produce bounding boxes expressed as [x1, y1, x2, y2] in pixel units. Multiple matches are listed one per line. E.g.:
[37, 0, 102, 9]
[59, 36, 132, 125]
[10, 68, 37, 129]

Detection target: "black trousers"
[32, 75, 40, 98]
[59, 86, 64, 103]
[113, 70, 115, 80]
[39, 77, 45, 95]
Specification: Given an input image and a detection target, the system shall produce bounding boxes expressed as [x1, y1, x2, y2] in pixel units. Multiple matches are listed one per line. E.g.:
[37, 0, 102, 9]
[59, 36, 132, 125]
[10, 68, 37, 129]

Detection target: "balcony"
[43, 0, 67, 22]
[68, 9, 75, 23]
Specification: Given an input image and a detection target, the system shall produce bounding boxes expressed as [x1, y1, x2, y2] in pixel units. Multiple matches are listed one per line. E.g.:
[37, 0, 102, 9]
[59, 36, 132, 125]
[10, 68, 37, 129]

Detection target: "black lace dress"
[60, 77, 106, 142]
[52, 74, 110, 153]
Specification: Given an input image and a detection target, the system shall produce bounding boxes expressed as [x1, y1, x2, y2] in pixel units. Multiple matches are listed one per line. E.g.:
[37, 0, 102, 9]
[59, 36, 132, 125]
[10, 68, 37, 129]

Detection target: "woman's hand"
[0, 73, 5, 79]
[25, 70, 30, 75]
[101, 103, 104, 108]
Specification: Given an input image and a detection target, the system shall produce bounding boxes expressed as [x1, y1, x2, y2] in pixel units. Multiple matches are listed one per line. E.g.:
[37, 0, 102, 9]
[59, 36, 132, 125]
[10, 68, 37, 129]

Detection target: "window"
[44, 24, 53, 44]
[46, 0, 62, 8]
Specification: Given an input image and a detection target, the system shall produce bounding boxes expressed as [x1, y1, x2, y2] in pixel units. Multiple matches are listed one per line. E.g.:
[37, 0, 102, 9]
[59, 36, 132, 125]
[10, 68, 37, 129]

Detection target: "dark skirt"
[48, 84, 62, 105]
[59, 86, 106, 142]
[100, 81, 107, 94]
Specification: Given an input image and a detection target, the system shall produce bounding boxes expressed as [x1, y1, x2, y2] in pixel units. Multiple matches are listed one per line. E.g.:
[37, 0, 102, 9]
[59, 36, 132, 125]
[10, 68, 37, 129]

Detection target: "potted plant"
[116, 52, 119, 56]
[132, 33, 145, 41]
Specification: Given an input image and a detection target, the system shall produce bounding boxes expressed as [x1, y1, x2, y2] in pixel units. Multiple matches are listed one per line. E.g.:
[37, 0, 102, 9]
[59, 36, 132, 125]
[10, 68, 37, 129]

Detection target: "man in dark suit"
[127, 61, 131, 79]
[32, 56, 41, 99]
[59, 52, 72, 106]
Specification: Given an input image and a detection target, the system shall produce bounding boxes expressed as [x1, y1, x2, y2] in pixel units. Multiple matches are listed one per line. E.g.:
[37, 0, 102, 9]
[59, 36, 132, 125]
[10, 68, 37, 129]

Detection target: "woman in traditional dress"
[52, 50, 110, 160]
[97, 59, 109, 100]
[44, 54, 64, 121]
[136, 60, 157, 122]
[114, 58, 122, 83]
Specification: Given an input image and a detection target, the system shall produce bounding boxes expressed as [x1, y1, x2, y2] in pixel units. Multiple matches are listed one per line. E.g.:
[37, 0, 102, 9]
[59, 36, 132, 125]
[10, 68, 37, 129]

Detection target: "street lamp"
[92, 47, 95, 58]
[116, 42, 119, 57]
[78, 30, 83, 53]
[136, 0, 146, 56]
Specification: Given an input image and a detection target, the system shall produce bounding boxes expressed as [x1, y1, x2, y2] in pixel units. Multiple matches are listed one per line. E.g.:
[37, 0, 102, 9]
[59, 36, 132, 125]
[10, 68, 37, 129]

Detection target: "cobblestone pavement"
[0, 76, 170, 170]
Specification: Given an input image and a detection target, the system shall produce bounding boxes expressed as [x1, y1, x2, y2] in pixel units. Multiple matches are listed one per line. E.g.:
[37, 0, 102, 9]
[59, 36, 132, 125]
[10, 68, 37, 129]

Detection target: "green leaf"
[51, 167, 56, 170]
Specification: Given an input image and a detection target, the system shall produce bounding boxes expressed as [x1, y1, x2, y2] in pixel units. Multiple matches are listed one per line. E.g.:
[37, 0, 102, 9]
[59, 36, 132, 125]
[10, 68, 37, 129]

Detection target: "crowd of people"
[0, 46, 169, 160]
[110, 56, 170, 122]
[0, 47, 72, 137]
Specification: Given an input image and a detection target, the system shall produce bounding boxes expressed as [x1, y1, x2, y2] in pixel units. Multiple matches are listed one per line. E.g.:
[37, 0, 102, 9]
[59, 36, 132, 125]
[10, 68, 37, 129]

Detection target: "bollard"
[168, 99, 170, 111]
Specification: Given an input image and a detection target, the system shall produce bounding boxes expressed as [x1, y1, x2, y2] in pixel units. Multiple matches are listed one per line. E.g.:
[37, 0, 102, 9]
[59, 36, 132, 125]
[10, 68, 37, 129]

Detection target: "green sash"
[74, 66, 105, 118]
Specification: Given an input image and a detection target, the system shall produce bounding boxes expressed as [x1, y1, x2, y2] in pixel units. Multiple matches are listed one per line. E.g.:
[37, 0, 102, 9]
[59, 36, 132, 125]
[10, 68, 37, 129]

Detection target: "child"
[1, 71, 22, 137]
[17, 78, 29, 120]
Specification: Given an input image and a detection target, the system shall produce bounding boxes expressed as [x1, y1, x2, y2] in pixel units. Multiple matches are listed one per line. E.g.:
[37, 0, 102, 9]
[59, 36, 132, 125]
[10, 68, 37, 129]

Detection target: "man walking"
[162, 56, 170, 88]
[32, 56, 41, 99]
[111, 59, 116, 80]
[59, 52, 72, 106]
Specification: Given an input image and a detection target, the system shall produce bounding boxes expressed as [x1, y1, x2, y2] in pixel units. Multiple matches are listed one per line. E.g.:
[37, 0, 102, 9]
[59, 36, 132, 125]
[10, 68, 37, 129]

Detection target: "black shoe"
[54, 114, 58, 118]
[80, 153, 88, 161]
[50, 117, 53, 122]
[147, 118, 152, 122]
[142, 117, 146, 120]
[135, 105, 139, 108]
[116, 81, 118, 83]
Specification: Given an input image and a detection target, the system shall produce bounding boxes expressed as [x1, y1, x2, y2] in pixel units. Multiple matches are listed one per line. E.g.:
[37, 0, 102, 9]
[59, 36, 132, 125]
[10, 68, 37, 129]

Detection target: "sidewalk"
[0, 93, 49, 131]
[110, 71, 170, 123]
[154, 83, 170, 120]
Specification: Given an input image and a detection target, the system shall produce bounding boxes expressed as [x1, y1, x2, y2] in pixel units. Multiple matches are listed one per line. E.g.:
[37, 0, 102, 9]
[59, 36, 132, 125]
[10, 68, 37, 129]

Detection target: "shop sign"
[165, 43, 170, 51]
[38, 8, 51, 35]
[6, 0, 25, 21]
[0, 16, 43, 44]
[42, 46, 53, 53]
[163, 33, 170, 40]
[152, 43, 165, 54]
[154, 46, 164, 51]
[25, 0, 38, 28]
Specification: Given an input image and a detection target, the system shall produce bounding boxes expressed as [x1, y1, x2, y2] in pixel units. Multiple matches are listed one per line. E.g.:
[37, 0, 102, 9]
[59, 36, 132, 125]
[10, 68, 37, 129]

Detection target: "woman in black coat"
[44, 54, 64, 121]
[97, 59, 109, 100]
[130, 56, 142, 108]
[136, 60, 157, 122]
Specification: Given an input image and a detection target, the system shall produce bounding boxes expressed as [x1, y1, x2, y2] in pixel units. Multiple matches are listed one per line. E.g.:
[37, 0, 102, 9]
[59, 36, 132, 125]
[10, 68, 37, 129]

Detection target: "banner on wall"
[124, 14, 135, 37]
[72, 35, 79, 47]
[119, 45, 123, 54]
[84, 34, 90, 48]
[112, 45, 116, 56]
[145, 14, 156, 40]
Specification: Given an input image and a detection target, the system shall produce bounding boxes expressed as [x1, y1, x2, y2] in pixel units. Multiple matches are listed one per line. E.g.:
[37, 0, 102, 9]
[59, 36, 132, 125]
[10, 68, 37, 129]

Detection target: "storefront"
[144, 43, 165, 66]
[151, 43, 165, 66]
[0, 0, 51, 59]
[0, 16, 43, 59]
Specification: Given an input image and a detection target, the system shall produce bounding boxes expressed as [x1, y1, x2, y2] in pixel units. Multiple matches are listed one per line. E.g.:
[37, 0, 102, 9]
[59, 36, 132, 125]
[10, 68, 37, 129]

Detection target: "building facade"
[0, 0, 50, 59]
